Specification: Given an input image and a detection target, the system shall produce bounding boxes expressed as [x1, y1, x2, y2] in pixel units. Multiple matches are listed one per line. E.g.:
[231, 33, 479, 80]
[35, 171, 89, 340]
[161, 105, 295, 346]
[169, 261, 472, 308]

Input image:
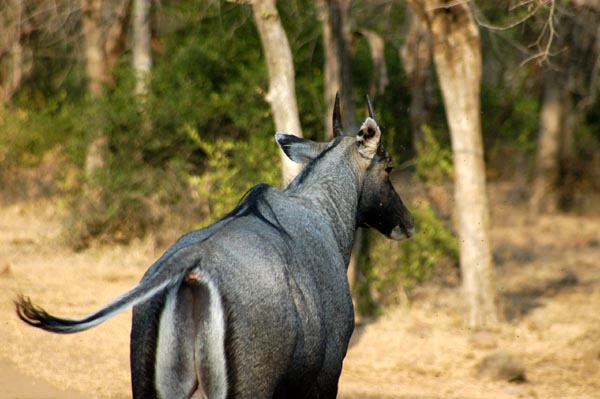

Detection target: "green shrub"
[61, 70, 196, 248]
[357, 204, 458, 312]
[0, 93, 78, 170]
[54, 3, 280, 246]
[186, 125, 281, 225]
[413, 125, 453, 187]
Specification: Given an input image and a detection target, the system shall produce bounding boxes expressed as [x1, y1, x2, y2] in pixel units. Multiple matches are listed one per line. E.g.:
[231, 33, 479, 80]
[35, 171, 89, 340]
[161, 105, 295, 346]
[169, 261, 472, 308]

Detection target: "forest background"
[1, 0, 600, 321]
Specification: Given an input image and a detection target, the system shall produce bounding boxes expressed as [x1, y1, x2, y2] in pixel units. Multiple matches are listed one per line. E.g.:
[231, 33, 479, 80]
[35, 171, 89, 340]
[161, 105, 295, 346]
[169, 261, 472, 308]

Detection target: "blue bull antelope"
[16, 95, 414, 399]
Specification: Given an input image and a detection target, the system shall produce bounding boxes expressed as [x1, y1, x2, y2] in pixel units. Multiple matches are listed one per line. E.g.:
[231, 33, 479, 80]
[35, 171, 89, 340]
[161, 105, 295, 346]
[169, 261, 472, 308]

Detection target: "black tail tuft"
[15, 295, 80, 333]
[15, 295, 46, 326]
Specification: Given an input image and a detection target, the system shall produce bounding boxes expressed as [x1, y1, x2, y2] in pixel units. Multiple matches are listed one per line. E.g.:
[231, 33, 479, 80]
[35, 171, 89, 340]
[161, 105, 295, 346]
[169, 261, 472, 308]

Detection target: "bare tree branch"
[425, 0, 470, 12]
[509, 0, 538, 11]
[472, 0, 563, 68]
[472, 0, 549, 31]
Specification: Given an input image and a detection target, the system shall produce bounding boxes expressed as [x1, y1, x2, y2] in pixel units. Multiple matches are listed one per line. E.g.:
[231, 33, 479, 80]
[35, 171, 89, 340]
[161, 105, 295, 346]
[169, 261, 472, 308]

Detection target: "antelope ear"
[275, 133, 328, 164]
[356, 118, 381, 159]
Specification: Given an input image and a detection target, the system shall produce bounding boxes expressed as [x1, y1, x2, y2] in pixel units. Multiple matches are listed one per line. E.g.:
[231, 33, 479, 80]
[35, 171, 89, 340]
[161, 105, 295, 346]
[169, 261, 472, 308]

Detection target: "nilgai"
[16, 95, 414, 399]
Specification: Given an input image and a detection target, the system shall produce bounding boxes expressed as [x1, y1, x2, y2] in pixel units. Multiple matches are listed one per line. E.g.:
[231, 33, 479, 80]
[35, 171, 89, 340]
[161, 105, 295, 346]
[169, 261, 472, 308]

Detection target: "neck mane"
[285, 137, 364, 265]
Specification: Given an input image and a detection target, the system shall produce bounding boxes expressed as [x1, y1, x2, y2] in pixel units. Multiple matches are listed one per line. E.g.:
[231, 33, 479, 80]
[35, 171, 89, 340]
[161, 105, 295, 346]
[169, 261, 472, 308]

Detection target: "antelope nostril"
[389, 224, 414, 240]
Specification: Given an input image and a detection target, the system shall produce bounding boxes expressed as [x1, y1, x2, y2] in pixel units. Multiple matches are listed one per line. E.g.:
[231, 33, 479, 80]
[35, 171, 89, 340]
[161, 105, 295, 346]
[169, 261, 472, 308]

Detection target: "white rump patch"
[155, 273, 228, 399]
[156, 289, 192, 397]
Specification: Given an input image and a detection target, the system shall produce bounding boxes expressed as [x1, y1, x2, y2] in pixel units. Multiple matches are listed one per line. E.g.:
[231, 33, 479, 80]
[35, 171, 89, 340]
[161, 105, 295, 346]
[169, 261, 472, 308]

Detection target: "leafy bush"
[186, 126, 281, 225]
[67, 159, 192, 249]
[0, 93, 77, 170]
[356, 204, 458, 313]
[0, 93, 84, 203]
[53, 3, 281, 246]
[413, 125, 453, 187]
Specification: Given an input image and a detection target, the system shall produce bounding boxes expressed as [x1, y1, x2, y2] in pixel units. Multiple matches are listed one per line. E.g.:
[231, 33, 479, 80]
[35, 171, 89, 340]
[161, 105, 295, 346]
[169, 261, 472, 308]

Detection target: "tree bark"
[81, 0, 109, 97]
[105, 0, 132, 74]
[411, 0, 499, 327]
[317, 0, 342, 139]
[80, 0, 132, 178]
[357, 29, 388, 98]
[0, 40, 29, 106]
[559, 85, 576, 210]
[400, 9, 435, 148]
[335, 0, 358, 132]
[251, 0, 304, 184]
[81, 0, 110, 185]
[317, 0, 357, 138]
[0, 0, 33, 107]
[132, 0, 151, 97]
[529, 75, 563, 216]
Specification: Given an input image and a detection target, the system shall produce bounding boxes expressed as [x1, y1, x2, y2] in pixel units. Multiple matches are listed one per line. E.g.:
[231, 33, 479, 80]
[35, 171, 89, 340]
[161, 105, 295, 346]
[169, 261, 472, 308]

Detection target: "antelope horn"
[366, 94, 376, 121]
[333, 92, 344, 137]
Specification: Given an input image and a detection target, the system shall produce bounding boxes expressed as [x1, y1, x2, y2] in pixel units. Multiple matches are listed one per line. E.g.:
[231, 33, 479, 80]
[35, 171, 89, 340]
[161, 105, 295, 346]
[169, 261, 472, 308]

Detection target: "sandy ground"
[1, 185, 600, 398]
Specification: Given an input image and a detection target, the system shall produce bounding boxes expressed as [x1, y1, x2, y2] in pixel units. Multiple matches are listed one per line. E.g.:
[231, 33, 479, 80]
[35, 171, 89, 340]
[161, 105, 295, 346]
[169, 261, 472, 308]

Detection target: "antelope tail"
[15, 242, 205, 334]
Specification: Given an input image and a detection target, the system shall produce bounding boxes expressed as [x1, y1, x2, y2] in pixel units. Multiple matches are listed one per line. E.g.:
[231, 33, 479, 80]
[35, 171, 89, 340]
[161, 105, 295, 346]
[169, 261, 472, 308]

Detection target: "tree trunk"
[105, 0, 132, 75]
[317, 0, 342, 139]
[132, 0, 151, 97]
[357, 29, 388, 98]
[529, 75, 563, 216]
[251, 0, 304, 184]
[334, 0, 358, 132]
[1, 41, 29, 106]
[401, 10, 451, 218]
[400, 9, 435, 149]
[559, 82, 576, 210]
[413, 0, 499, 328]
[81, 0, 109, 98]
[316, 0, 357, 138]
[81, 0, 133, 178]
[81, 0, 108, 174]
[0, 0, 33, 107]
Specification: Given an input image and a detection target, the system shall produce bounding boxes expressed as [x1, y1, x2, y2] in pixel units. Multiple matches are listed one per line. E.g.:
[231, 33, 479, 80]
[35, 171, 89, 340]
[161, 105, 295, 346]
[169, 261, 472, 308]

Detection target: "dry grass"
[1, 184, 600, 398]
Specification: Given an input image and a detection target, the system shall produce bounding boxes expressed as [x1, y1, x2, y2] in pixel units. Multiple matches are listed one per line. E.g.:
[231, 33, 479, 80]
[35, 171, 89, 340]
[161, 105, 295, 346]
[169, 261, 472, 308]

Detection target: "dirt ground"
[1, 184, 600, 399]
